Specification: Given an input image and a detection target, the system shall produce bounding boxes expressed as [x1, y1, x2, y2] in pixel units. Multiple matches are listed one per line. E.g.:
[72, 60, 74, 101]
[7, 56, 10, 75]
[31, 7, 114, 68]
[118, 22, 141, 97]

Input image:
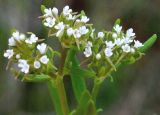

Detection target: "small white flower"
[67, 28, 74, 36]
[25, 34, 38, 44]
[73, 29, 81, 38]
[4, 49, 14, 59]
[40, 55, 49, 64]
[8, 37, 16, 46]
[16, 54, 21, 59]
[122, 44, 131, 53]
[34, 61, 41, 69]
[104, 48, 113, 57]
[67, 14, 76, 20]
[37, 43, 47, 54]
[12, 31, 25, 41]
[98, 32, 104, 38]
[18, 59, 30, 74]
[84, 47, 92, 57]
[52, 7, 58, 16]
[126, 28, 135, 38]
[44, 8, 52, 17]
[130, 48, 135, 53]
[96, 53, 101, 60]
[114, 24, 122, 33]
[79, 26, 89, 35]
[63, 5, 72, 16]
[105, 41, 115, 48]
[86, 41, 93, 47]
[12, 31, 20, 40]
[81, 16, 89, 23]
[123, 36, 133, 44]
[44, 17, 55, 28]
[134, 40, 143, 48]
[115, 38, 123, 46]
[55, 22, 65, 37]
[112, 33, 117, 38]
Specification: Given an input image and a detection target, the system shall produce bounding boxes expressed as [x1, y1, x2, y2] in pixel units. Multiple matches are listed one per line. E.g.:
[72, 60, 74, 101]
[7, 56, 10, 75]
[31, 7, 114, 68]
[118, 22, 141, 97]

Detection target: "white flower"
[81, 16, 89, 23]
[114, 24, 122, 33]
[55, 22, 65, 37]
[8, 37, 16, 46]
[34, 61, 41, 69]
[86, 41, 92, 47]
[96, 53, 101, 60]
[44, 17, 55, 28]
[63, 5, 72, 16]
[73, 29, 81, 38]
[12, 31, 25, 41]
[52, 7, 58, 16]
[44, 8, 52, 17]
[18, 59, 30, 74]
[105, 41, 115, 48]
[122, 44, 131, 53]
[79, 26, 89, 35]
[123, 36, 133, 44]
[25, 34, 38, 44]
[112, 33, 117, 38]
[67, 28, 74, 36]
[98, 32, 104, 38]
[126, 28, 135, 38]
[16, 54, 21, 59]
[40, 55, 49, 64]
[37, 43, 47, 54]
[134, 40, 143, 48]
[4, 49, 14, 59]
[104, 48, 113, 57]
[115, 38, 123, 46]
[67, 14, 76, 20]
[84, 47, 92, 57]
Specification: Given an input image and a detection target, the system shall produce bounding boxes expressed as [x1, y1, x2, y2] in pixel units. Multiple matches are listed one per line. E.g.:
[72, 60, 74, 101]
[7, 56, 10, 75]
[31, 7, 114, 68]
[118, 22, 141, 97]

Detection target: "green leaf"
[47, 79, 64, 115]
[80, 10, 86, 16]
[74, 91, 92, 115]
[84, 100, 97, 115]
[66, 48, 87, 103]
[139, 34, 157, 53]
[41, 5, 46, 14]
[23, 74, 51, 82]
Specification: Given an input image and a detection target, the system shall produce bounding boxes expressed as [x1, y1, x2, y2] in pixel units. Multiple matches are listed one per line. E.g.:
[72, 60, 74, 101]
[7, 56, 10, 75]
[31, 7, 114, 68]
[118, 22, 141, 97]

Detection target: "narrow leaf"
[41, 5, 46, 14]
[139, 34, 157, 53]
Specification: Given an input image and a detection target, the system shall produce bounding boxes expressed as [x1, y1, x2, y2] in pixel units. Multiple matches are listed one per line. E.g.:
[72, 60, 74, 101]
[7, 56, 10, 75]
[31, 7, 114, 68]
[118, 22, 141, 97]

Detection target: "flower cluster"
[4, 31, 55, 74]
[41, 5, 91, 48]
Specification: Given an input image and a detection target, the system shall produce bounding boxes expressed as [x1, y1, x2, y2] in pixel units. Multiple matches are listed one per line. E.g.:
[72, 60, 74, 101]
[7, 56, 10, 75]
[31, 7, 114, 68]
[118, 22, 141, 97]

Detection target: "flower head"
[25, 34, 38, 44]
[63, 6, 72, 16]
[37, 43, 47, 54]
[134, 40, 143, 48]
[81, 16, 89, 23]
[105, 41, 115, 49]
[44, 17, 55, 28]
[18, 59, 30, 74]
[104, 48, 113, 57]
[4, 49, 14, 59]
[79, 26, 89, 35]
[122, 44, 131, 53]
[67, 28, 74, 36]
[126, 28, 135, 38]
[34, 61, 41, 69]
[40, 55, 49, 64]
[98, 32, 104, 38]
[96, 53, 101, 60]
[8, 37, 16, 46]
[84, 47, 92, 57]
[114, 24, 122, 33]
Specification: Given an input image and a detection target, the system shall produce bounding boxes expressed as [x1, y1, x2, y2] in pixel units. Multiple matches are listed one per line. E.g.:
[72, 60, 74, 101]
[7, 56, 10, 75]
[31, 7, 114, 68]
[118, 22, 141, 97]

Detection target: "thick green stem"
[92, 80, 101, 102]
[48, 77, 69, 115]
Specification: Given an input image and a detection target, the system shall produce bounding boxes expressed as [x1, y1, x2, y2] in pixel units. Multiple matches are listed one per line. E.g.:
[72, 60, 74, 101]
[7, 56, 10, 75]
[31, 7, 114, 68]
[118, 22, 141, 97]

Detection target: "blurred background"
[0, 0, 160, 115]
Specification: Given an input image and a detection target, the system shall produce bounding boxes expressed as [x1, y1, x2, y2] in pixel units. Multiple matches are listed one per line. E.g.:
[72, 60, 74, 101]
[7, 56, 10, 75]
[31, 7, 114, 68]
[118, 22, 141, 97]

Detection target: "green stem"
[92, 80, 101, 102]
[92, 53, 126, 101]
[56, 75, 69, 115]
[48, 77, 69, 115]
